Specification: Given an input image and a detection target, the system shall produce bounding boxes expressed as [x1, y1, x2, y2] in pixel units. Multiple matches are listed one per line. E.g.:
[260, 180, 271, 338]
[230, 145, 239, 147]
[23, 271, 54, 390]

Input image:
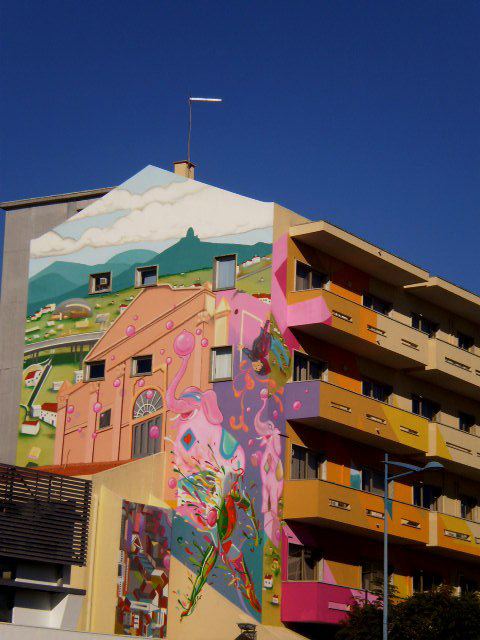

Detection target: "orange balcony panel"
[428, 422, 480, 478]
[287, 289, 428, 369]
[429, 512, 480, 560]
[284, 479, 428, 545]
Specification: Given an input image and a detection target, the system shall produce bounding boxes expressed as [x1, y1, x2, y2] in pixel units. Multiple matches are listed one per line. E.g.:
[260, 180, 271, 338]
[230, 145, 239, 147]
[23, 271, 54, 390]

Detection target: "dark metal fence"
[0, 464, 91, 566]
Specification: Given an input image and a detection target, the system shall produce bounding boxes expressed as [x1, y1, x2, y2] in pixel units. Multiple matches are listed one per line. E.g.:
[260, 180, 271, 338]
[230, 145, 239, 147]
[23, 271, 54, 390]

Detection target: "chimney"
[174, 161, 195, 180]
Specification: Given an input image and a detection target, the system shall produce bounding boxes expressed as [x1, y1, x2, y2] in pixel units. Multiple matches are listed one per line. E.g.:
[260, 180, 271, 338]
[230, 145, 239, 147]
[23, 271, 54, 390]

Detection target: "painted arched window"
[132, 389, 163, 419]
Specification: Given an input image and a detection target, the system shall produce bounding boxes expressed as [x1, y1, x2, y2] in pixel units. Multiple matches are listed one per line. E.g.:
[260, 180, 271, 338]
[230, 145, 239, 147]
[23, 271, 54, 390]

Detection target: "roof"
[0, 187, 112, 211]
[38, 460, 130, 477]
[22, 420, 39, 425]
[41, 402, 58, 411]
[25, 371, 38, 379]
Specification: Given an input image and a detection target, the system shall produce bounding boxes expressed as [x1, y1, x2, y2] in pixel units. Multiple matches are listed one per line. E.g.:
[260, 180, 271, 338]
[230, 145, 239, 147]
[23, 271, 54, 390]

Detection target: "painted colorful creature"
[253, 388, 283, 544]
[166, 330, 262, 618]
[243, 320, 289, 375]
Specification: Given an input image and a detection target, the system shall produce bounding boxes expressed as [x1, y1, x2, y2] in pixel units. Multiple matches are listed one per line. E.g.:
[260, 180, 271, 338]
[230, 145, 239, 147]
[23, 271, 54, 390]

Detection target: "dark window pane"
[215, 256, 236, 289]
[296, 262, 311, 291]
[306, 452, 319, 479]
[413, 484, 422, 507]
[291, 445, 306, 479]
[140, 268, 157, 286]
[459, 412, 475, 432]
[458, 332, 474, 351]
[372, 471, 385, 497]
[135, 356, 152, 375]
[311, 269, 327, 289]
[309, 359, 323, 380]
[88, 362, 105, 379]
[412, 313, 421, 330]
[293, 353, 308, 381]
[287, 544, 303, 580]
[99, 409, 111, 429]
[303, 548, 316, 581]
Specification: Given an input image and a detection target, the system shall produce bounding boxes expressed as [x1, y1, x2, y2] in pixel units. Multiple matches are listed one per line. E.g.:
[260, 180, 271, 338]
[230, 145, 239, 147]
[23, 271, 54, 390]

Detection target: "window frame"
[460, 495, 477, 522]
[135, 265, 158, 288]
[413, 483, 441, 511]
[413, 570, 441, 593]
[294, 260, 329, 292]
[457, 331, 474, 352]
[411, 312, 438, 338]
[131, 355, 153, 377]
[132, 416, 162, 459]
[209, 346, 234, 382]
[292, 350, 328, 383]
[89, 272, 112, 295]
[290, 443, 326, 480]
[412, 394, 440, 422]
[213, 254, 237, 292]
[98, 408, 112, 430]
[459, 411, 475, 433]
[362, 378, 392, 404]
[362, 292, 392, 316]
[85, 360, 106, 381]
[361, 467, 385, 497]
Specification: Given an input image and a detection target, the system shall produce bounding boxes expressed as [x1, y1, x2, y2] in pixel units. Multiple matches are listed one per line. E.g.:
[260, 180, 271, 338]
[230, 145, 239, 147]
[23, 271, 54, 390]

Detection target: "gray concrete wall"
[0, 194, 108, 465]
[0, 623, 118, 639]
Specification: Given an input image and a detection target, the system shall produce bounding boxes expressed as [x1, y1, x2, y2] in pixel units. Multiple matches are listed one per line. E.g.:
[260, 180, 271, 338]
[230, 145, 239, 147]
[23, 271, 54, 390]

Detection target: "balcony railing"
[284, 479, 429, 545]
[285, 379, 429, 454]
[429, 511, 480, 559]
[287, 288, 429, 369]
[0, 464, 91, 566]
[428, 421, 480, 475]
[423, 338, 480, 399]
[281, 580, 377, 624]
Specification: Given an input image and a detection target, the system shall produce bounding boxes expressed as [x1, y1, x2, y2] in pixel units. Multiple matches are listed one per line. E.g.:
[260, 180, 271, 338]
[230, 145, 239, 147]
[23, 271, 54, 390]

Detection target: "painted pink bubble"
[67, 405, 75, 414]
[195, 328, 202, 335]
[175, 330, 195, 356]
[145, 389, 154, 399]
[166, 357, 172, 365]
[113, 378, 121, 388]
[93, 402, 102, 413]
[149, 425, 160, 439]
[207, 509, 218, 527]
[292, 400, 302, 411]
[248, 438, 254, 447]
[137, 378, 145, 388]
[133, 314, 139, 321]
[67, 417, 71, 423]
[250, 452, 260, 467]
[159, 348, 165, 355]
[201, 338, 209, 347]
[273, 410, 279, 420]
[77, 428, 83, 433]
[167, 477, 177, 489]
[91, 432, 97, 439]
[165, 320, 174, 330]
[304, 388, 309, 394]
[110, 355, 116, 361]
[163, 554, 170, 570]
[246, 407, 251, 413]
[260, 388, 268, 398]
[125, 325, 136, 337]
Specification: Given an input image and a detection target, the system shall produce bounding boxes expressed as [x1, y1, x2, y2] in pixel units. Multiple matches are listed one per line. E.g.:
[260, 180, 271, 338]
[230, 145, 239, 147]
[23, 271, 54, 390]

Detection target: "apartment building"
[3, 162, 480, 640]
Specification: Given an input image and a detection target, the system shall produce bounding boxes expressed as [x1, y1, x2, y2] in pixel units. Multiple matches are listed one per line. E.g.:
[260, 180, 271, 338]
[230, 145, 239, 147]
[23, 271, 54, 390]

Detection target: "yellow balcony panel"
[287, 288, 428, 369]
[429, 512, 480, 560]
[417, 339, 480, 401]
[316, 382, 428, 455]
[284, 479, 428, 545]
[428, 422, 480, 479]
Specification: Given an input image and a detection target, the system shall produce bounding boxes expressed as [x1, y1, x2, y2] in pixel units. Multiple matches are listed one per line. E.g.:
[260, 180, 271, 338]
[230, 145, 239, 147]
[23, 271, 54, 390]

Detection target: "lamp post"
[382, 454, 443, 640]
[187, 97, 223, 165]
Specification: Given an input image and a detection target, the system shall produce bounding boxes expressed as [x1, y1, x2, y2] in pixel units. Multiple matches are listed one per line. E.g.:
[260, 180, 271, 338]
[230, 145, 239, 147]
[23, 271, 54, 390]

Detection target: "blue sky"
[1, 1, 479, 293]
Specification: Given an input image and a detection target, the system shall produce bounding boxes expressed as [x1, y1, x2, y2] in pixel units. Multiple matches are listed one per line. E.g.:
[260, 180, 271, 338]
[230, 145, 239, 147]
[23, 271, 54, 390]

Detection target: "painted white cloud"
[31, 180, 273, 258]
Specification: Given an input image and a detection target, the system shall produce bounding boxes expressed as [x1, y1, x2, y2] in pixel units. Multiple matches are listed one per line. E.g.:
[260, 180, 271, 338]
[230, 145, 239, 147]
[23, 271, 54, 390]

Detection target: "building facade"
[4, 163, 480, 639]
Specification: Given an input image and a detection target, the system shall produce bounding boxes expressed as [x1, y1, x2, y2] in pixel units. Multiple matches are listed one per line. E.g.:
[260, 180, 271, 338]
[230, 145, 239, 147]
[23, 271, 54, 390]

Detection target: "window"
[458, 332, 474, 351]
[363, 293, 392, 316]
[460, 495, 477, 521]
[361, 468, 384, 496]
[98, 409, 111, 430]
[458, 576, 479, 594]
[89, 272, 112, 294]
[213, 255, 236, 290]
[295, 261, 328, 291]
[287, 544, 322, 581]
[293, 352, 327, 382]
[133, 389, 163, 419]
[362, 379, 392, 403]
[132, 416, 162, 459]
[412, 394, 440, 421]
[413, 484, 441, 511]
[135, 266, 158, 287]
[411, 313, 438, 338]
[459, 411, 475, 433]
[291, 444, 325, 480]
[210, 346, 233, 381]
[361, 562, 384, 591]
[86, 360, 105, 381]
[413, 570, 441, 593]
[132, 355, 153, 376]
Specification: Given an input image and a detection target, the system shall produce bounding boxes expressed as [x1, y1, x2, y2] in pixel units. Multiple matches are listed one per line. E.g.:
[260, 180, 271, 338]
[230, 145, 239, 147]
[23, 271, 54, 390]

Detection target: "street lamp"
[382, 454, 443, 640]
[187, 97, 223, 165]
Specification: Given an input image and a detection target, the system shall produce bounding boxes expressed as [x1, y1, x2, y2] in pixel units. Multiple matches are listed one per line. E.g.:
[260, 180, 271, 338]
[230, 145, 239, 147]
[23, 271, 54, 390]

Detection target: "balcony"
[284, 479, 429, 545]
[428, 422, 480, 478]
[0, 464, 91, 566]
[281, 581, 376, 625]
[429, 512, 480, 560]
[284, 380, 429, 455]
[287, 288, 428, 369]
[416, 339, 480, 401]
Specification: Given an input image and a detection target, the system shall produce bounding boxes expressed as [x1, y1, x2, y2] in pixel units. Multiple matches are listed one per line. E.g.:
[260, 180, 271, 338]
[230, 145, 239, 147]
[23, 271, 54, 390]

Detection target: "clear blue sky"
[1, 1, 479, 294]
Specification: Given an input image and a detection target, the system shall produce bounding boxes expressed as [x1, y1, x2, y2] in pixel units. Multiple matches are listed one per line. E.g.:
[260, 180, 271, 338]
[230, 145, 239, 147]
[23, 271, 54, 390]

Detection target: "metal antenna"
[187, 97, 223, 165]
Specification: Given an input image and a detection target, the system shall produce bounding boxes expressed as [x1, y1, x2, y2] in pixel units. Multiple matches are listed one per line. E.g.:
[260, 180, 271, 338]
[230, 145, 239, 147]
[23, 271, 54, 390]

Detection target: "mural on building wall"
[115, 501, 172, 638]
[17, 165, 274, 469]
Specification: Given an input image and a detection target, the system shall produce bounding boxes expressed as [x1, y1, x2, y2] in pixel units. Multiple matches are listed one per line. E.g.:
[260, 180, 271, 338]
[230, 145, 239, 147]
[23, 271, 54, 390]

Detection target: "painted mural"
[116, 501, 172, 638]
